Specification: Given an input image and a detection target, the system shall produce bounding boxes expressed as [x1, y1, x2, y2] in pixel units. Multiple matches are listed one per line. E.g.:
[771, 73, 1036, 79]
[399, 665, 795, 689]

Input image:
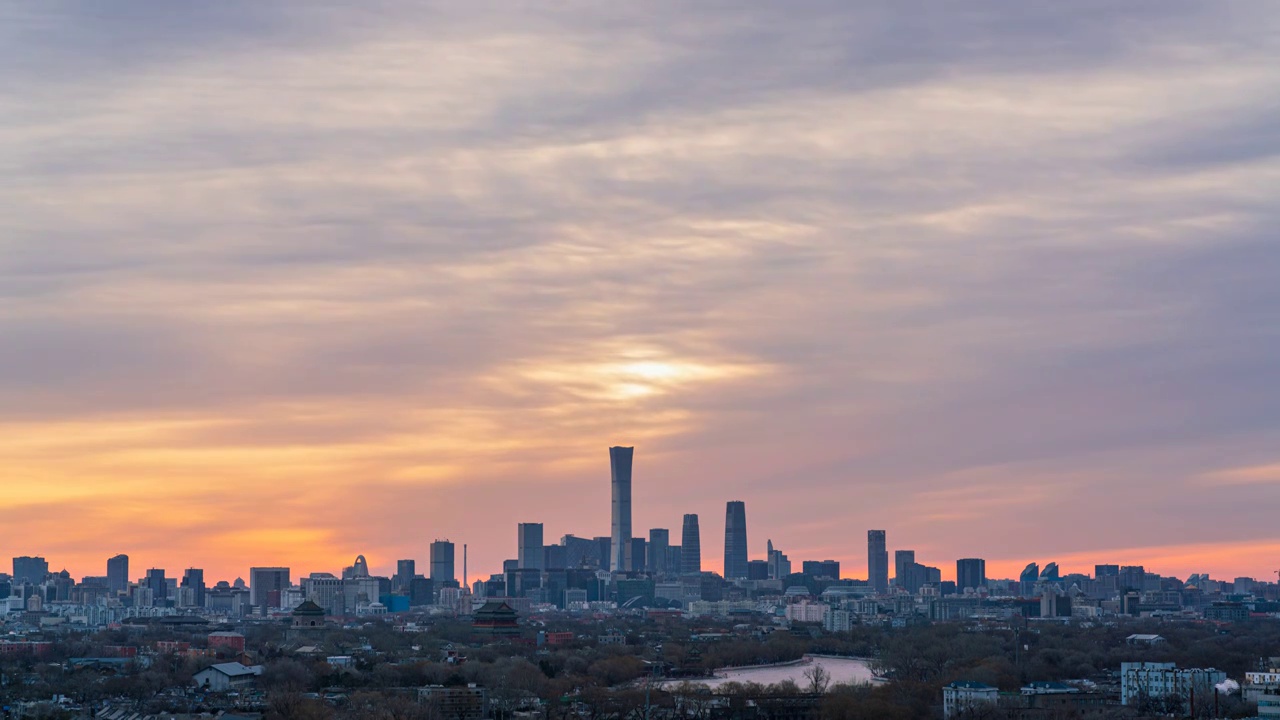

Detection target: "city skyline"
[4, 3, 1280, 585]
[10, 483, 1277, 586]
[10, 538, 1275, 590]
[2, 440, 1276, 588]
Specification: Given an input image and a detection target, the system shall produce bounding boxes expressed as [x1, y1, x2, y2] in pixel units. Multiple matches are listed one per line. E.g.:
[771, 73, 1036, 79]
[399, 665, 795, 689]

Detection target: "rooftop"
[292, 600, 325, 616]
[205, 662, 264, 678]
[948, 681, 997, 690]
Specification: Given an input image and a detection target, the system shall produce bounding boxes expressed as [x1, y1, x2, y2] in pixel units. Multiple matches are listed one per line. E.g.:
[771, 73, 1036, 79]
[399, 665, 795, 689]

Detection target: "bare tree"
[805, 664, 831, 695]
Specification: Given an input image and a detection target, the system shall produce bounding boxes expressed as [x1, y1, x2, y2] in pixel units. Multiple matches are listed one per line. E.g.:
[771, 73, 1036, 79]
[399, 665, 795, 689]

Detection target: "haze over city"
[3, 1, 1280, 584]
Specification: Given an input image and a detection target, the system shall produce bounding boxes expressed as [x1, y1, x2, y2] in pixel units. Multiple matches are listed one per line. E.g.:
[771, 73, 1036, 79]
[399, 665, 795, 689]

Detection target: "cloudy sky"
[3, 1, 1279, 584]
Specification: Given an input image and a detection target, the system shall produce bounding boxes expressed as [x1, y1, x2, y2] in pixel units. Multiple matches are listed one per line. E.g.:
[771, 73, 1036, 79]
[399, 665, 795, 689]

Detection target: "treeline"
[5, 615, 1279, 719]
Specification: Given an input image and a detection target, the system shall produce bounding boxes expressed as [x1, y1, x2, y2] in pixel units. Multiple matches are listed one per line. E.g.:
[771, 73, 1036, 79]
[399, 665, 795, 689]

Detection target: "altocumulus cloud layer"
[2, 1, 1280, 581]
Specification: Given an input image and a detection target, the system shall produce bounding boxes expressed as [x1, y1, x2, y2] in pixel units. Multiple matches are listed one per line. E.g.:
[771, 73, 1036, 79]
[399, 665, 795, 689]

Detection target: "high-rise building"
[593, 537, 612, 570]
[723, 501, 748, 580]
[518, 523, 545, 570]
[409, 577, 436, 606]
[181, 568, 206, 608]
[1019, 563, 1040, 596]
[543, 544, 567, 570]
[681, 514, 701, 575]
[628, 537, 646, 572]
[802, 560, 840, 579]
[12, 556, 48, 585]
[747, 559, 770, 580]
[343, 555, 370, 580]
[145, 568, 168, 604]
[431, 540, 456, 583]
[561, 535, 599, 569]
[1094, 564, 1119, 578]
[867, 531, 888, 593]
[767, 539, 791, 579]
[1119, 565, 1145, 591]
[610, 446, 634, 573]
[894, 550, 915, 588]
[249, 567, 291, 612]
[956, 559, 986, 591]
[666, 545, 682, 574]
[395, 559, 416, 591]
[648, 529, 670, 574]
[107, 554, 129, 594]
[895, 559, 930, 594]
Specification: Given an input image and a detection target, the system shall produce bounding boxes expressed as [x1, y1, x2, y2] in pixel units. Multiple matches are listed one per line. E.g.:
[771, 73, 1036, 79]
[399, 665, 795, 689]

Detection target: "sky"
[2, 1, 1280, 585]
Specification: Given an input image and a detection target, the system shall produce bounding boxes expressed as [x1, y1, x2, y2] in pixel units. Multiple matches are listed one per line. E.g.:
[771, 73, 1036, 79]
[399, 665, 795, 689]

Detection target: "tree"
[805, 664, 831, 695]
[266, 692, 336, 720]
[263, 659, 316, 694]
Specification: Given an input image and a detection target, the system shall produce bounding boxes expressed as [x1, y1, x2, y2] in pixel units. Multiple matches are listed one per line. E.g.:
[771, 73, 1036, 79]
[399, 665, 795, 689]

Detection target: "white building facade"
[943, 682, 998, 718]
[1120, 662, 1226, 706]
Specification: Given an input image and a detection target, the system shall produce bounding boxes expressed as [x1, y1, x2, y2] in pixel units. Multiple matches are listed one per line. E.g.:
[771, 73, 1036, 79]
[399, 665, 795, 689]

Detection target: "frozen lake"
[671, 655, 877, 690]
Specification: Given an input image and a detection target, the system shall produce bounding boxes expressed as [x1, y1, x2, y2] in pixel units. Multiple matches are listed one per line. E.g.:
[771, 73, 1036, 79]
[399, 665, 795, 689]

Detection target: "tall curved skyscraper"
[723, 501, 748, 579]
[1019, 562, 1040, 596]
[609, 446, 634, 573]
[681, 514, 701, 575]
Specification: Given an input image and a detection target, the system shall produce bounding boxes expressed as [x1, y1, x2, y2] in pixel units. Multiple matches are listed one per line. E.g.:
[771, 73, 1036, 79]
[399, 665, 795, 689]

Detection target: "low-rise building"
[1245, 670, 1280, 717]
[207, 631, 246, 654]
[687, 600, 758, 617]
[1203, 602, 1249, 622]
[1006, 684, 1109, 718]
[1120, 662, 1226, 707]
[598, 629, 626, 645]
[785, 600, 828, 624]
[943, 681, 998, 718]
[1021, 681, 1080, 696]
[1124, 633, 1165, 645]
[419, 684, 487, 720]
[823, 608, 854, 632]
[543, 631, 574, 646]
[192, 662, 264, 692]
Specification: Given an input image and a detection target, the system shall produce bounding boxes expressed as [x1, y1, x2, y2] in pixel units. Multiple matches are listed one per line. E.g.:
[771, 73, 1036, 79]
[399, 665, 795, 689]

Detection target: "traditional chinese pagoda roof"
[474, 601, 516, 615]
[292, 600, 325, 617]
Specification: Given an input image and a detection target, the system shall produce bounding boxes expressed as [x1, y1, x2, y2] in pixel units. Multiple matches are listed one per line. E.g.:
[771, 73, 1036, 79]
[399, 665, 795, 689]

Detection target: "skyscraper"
[561, 535, 599, 569]
[431, 540, 456, 584]
[518, 523, 545, 570]
[395, 559, 416, 591]
[767, 540, 791, 579]
[629, 537, 647, 572]
[894, 550, 915, 588]
[181, 568, 206, 608]
[593, 537, 611, 570]
[648, 528, 669, 574]
[145, 568, 168, 604]
[1094, 564, 1119, 578]
[867, 531, 888, 593]
[249, 567, 290, 612]
[343, 555, 370, 579]
[666, 545, 683, 574]
[1119, 565, 1146, 591]
[723, 501, 748, 580]
[12, 556, 48, 585]
[956, 558, 986, 591]
[610, 446, 634, 573]
[107, 554, 129, 595]
[1019, 562, 1040, 595]
[681, 514, 701, 575]
[802, 560, 840, 579]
